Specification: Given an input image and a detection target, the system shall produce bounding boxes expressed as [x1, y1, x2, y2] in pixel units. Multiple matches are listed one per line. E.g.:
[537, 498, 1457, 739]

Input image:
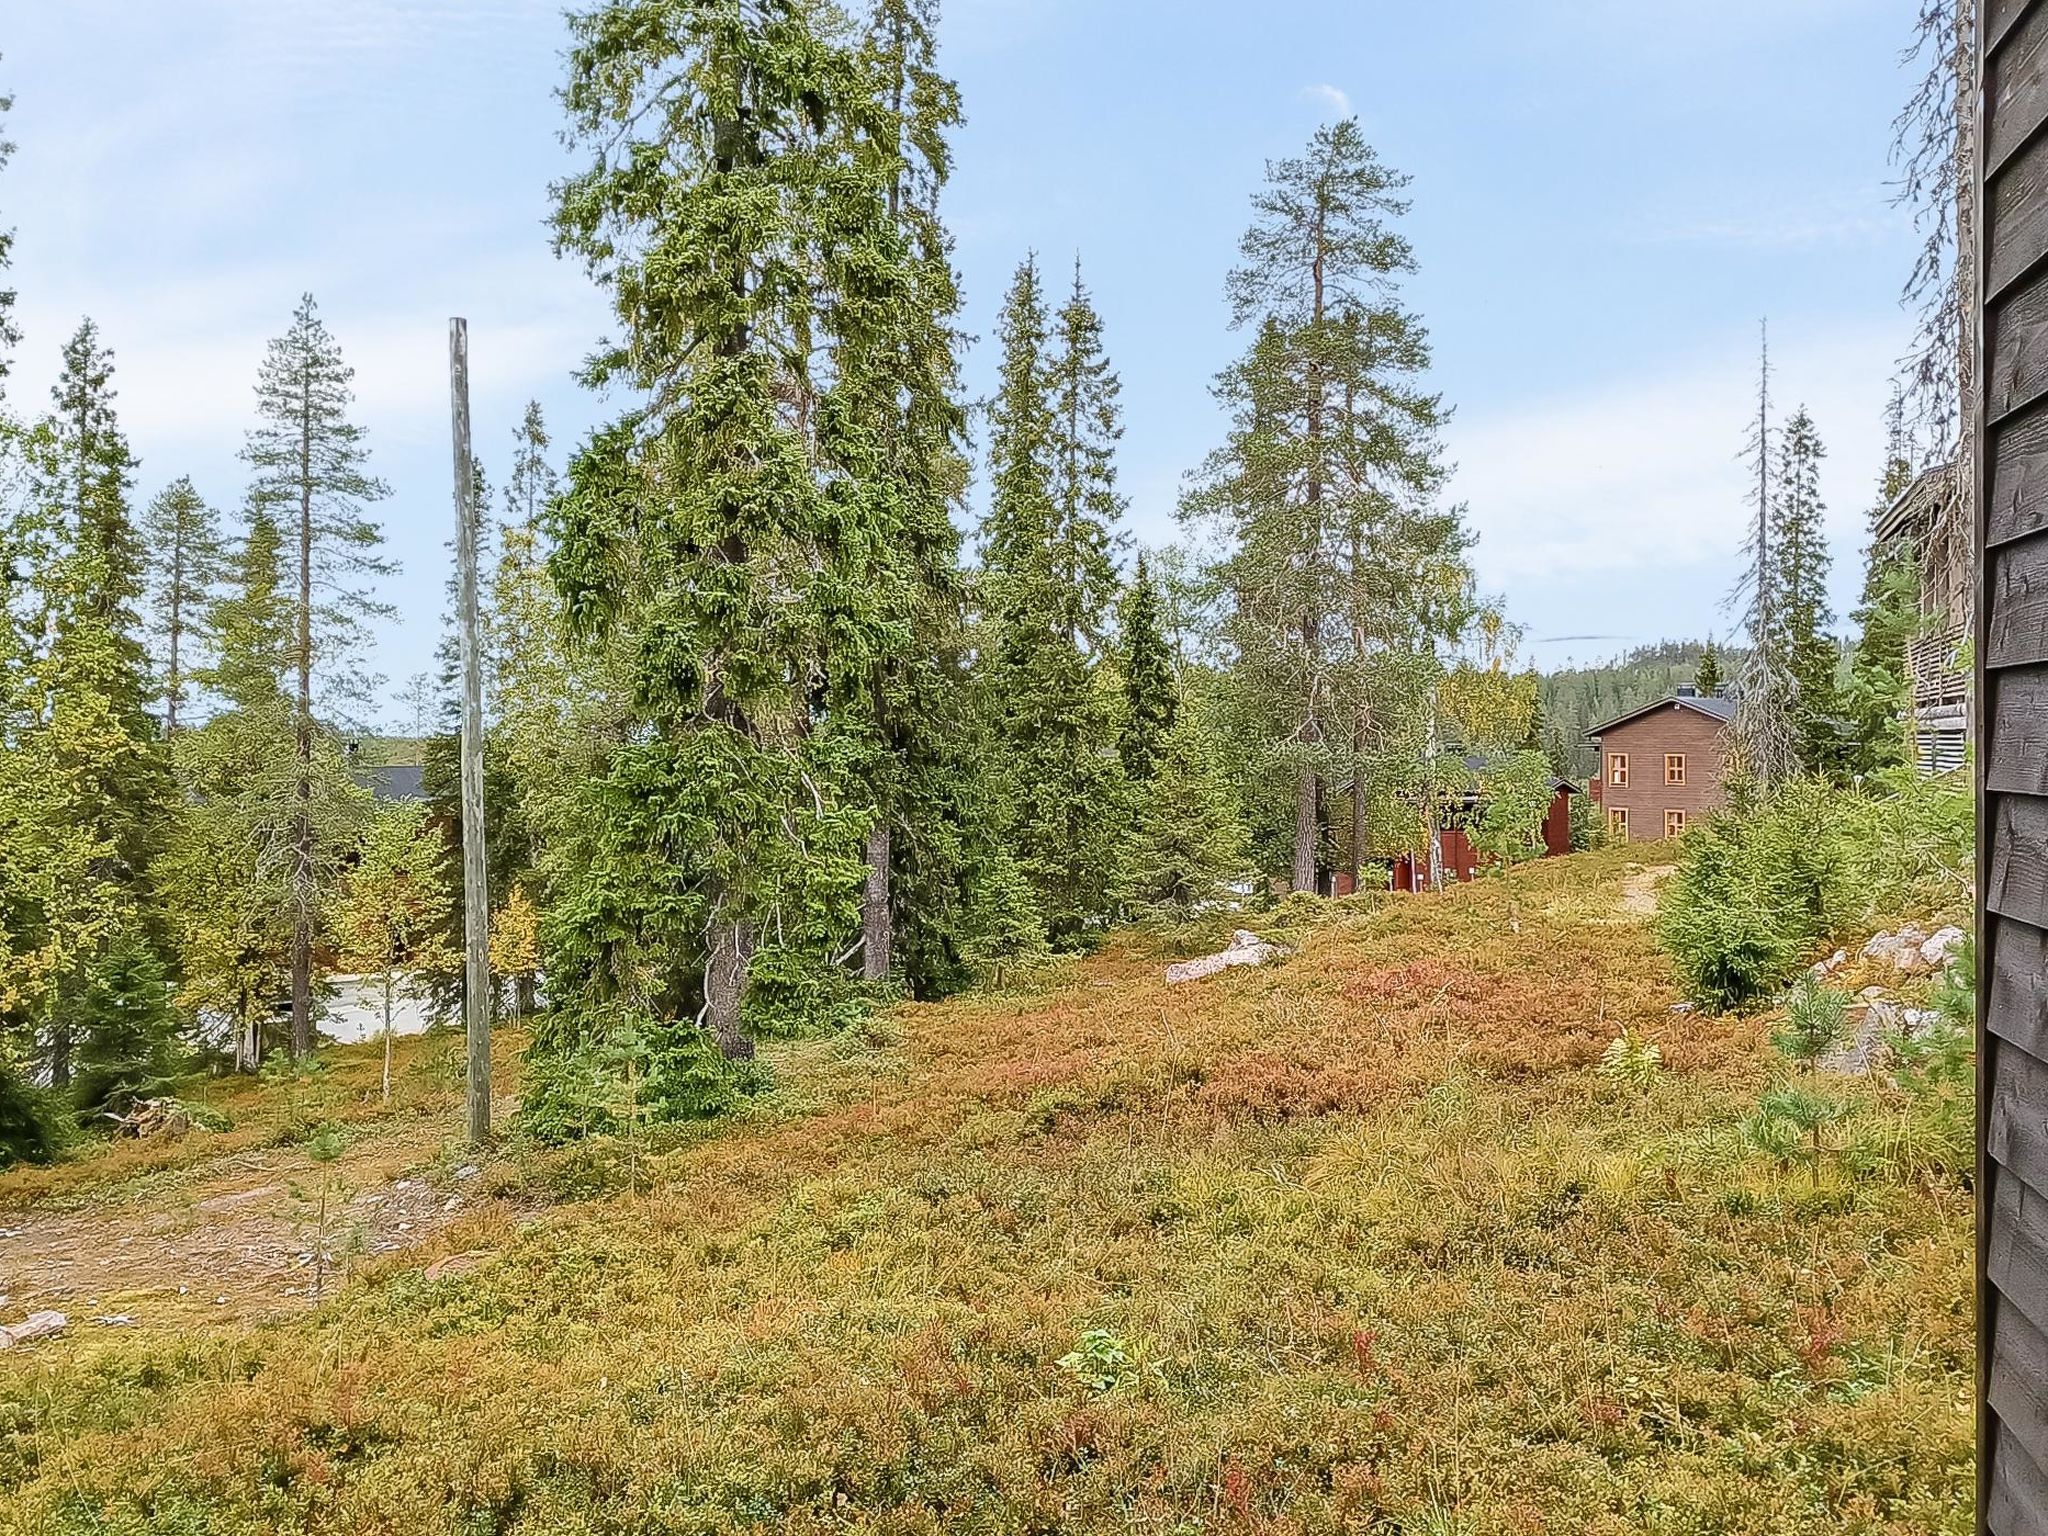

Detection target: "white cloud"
[1302, 83, 1353, 119]
[1447, 320, 1909, 640]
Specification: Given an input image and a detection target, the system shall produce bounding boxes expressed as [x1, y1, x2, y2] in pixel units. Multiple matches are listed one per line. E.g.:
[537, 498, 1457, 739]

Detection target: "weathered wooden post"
[449, 317, 492, 1146]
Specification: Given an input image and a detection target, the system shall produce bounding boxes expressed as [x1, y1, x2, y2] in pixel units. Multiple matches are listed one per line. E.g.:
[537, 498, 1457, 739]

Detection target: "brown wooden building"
[1585, 690, 1733, 843]
[1979, 5, 2048, 1530]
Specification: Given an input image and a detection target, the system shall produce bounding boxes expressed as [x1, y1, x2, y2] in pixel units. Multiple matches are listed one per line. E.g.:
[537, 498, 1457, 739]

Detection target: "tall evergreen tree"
[977, 257, 1126, 947]
[1694, 638, 1722, 696]
[7, 325, 174, 1089]
[1773, 405, 1837, 771]
[1117, 553, 1176, 783]
[1120, 708, 1251, 924]
[243, 294, 391, 1057]
[1843, 394, 1921, 775]
[548, 0, 923, 1063]
[141, 477, 224, 733]
[1185, 120, 1464, 892]
[1047, 258, 1124, 649]
[1730, 322, 1797, 788]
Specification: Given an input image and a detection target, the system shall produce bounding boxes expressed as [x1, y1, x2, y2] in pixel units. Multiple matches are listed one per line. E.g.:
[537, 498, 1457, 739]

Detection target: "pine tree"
[1774, 405, 1836, 772]
[977, 257, 1126, 947]
[547, 0, 921, 1065]
[1117, 553, 1177, 783]
[1120, 710, 1251, 924]
[1185, 120, 1465, 892]
[141, 477, 224, 733]
[243, 294, 391, 1057]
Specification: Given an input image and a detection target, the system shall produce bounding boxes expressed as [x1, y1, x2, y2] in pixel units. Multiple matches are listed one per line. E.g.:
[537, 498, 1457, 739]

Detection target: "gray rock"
[0, 1310, 67, 1349]
[1164, 930, 1288, 984]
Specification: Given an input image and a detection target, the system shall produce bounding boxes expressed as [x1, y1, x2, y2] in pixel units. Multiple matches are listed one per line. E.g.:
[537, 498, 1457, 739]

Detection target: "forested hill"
[1538, 640, 1727, 779]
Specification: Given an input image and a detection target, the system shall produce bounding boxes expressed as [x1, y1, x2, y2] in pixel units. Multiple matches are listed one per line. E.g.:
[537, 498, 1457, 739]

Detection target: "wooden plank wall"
[1983, 4, 2048, 1531]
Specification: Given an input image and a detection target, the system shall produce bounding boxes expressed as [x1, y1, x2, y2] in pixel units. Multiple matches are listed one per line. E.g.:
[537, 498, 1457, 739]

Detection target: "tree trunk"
[291, 374, 317, 1058]
[861, 820, 892, 984]
[1292, 761, 1318, 893]
[704, 916, 754, 1060]
[1349, 705, 1368, 893]
[381, 968, 394, 1105]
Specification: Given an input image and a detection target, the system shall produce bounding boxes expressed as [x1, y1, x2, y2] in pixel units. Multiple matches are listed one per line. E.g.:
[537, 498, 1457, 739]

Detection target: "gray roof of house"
[1586, 693, 1736, 738]
[353, 763, 426, 803]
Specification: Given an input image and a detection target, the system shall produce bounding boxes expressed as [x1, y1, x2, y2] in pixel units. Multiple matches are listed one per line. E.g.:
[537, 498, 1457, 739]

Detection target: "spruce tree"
[1730, 322, 1798, 788]
[1121, 710, 1251, 924]
[1047, 258, 1124, 649]
[977, 257, 1126, 948]
[162, 511, 300, 1068]
[70, 926, 179, 1120]
[13, 325, 175, 1088]
[1694, 639, 1722, 696]
[1118, 553, 1177, 783]
[243, 295, 391, 1056]
[141, 477, 224, 733]
[837, 0, 973, 991]
[548, 0, 920, 1063]
[1843, 396, 1921, 775]
[1774, 405, 1837, 771]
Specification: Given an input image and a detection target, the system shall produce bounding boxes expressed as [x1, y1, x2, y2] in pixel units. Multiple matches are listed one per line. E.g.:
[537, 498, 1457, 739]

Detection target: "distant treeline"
[1538, 640, 1738, 781]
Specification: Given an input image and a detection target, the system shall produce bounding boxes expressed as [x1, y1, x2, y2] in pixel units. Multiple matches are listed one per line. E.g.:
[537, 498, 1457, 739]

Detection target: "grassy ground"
[0, 847, 1973, 1534]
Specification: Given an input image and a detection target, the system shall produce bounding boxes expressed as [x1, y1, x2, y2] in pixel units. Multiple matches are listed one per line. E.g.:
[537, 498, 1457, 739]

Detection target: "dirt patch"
[1618, 863, 1677, 918]
[0, 1136, 527, 1331]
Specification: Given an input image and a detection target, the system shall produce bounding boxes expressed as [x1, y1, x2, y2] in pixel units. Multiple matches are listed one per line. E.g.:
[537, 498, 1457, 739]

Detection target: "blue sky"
[5, 1, 1923, 723]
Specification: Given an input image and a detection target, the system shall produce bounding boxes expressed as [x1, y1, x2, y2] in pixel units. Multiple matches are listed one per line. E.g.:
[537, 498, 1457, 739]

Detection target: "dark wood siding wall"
[1982, 4, 2048, 1531]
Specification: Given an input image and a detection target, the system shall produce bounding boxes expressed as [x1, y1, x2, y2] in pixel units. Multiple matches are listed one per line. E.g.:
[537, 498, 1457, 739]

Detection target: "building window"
[1665, 809, 1686, 839]
[1665, 753, 1685, 785]
[1608, 807, 1628, 842]
[1608, 752, 1628, 787]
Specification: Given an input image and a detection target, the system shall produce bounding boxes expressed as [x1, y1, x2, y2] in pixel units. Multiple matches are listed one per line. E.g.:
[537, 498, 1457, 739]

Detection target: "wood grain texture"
[1987, 535, 2048, 667]
[1991, 1039, 2048, 1201]
[1992, 1297, 2048, 1461]
[1993, 132, 2048, 300]
[1992, 403, 2048, 545]
[1991, 918, 2048, 1063]
[1992, 276, 2048, 425]
[1993, 1171, 2048, 1341]
[1999, 0, 2038, 58]
[1991, 1420, 2048, 1536]
[1990, 669, 2048, 793]
[1994, 0, 2048, 173]
[1989, 794, 2048, 928]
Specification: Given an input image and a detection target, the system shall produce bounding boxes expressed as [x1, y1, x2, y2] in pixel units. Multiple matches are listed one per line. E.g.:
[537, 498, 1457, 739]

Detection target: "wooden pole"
[449, 317, 491, 1146]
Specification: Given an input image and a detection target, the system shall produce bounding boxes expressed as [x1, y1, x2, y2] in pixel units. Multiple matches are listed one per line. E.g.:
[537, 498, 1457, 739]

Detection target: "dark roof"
[1586, 693, 1736, 738]
[353, 763, 426, 803]
[1872, 461, 1954, 546]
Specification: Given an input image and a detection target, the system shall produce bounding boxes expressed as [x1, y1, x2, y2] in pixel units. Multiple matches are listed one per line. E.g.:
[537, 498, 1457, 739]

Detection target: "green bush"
[0, 1057, 64, 1168]
[518, 1005, 759, 1147]
[1657, 771, 1969, 1011]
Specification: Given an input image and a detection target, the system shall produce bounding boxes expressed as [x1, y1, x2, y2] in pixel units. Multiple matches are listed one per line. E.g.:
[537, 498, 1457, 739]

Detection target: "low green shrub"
[1657, 770, 1969, 1010]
